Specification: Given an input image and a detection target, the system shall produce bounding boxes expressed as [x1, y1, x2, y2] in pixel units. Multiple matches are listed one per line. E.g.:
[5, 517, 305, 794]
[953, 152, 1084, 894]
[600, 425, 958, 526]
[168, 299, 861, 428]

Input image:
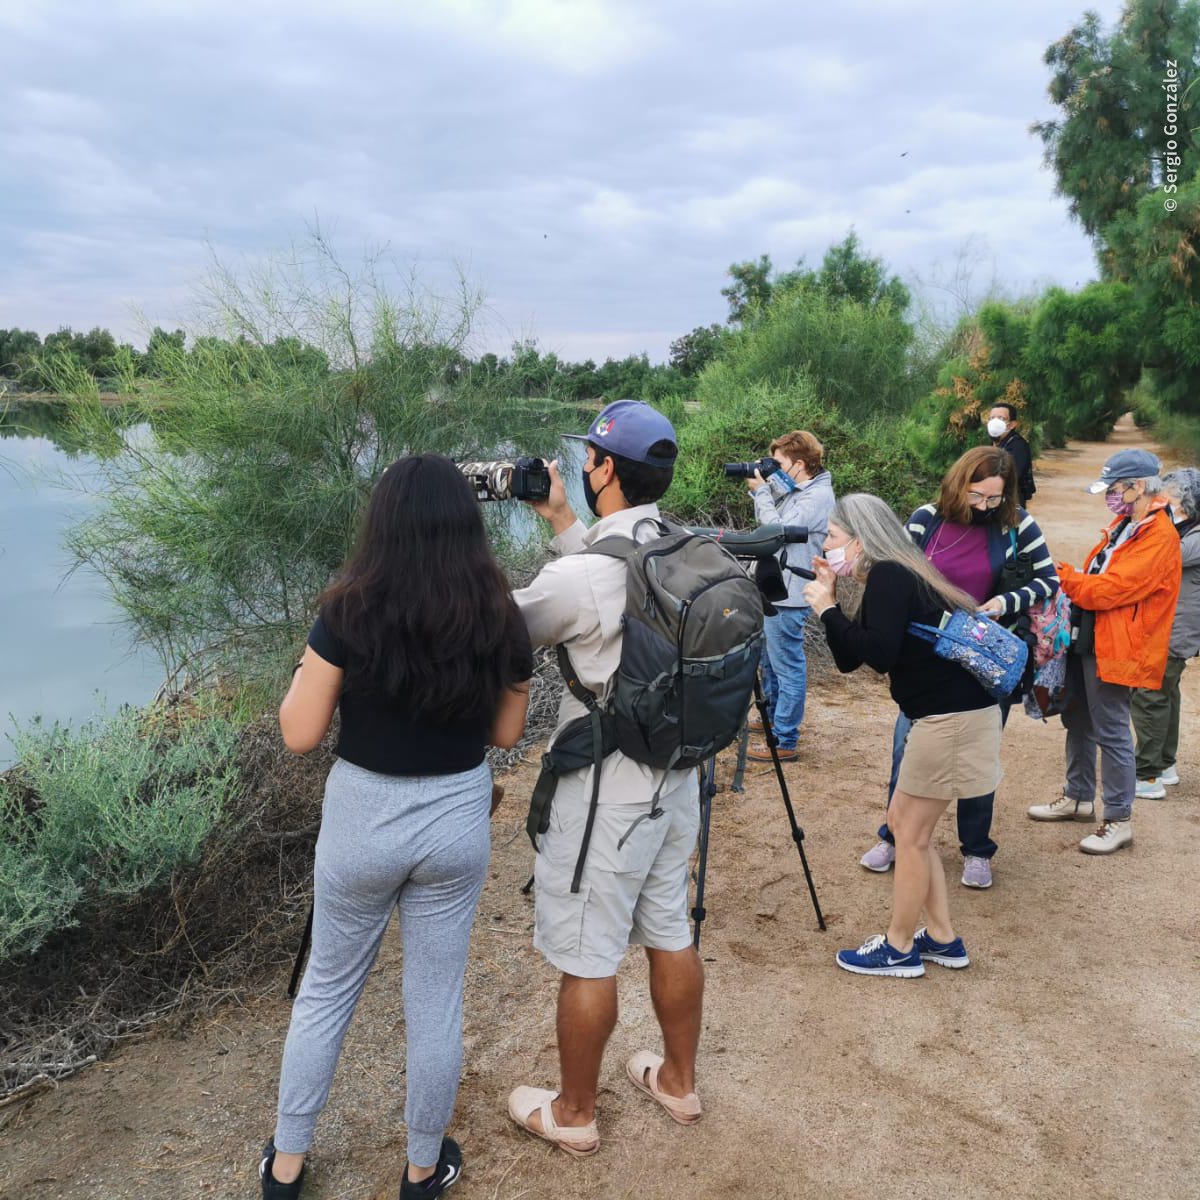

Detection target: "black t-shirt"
[307, 605, 533, 776]
[820, 560, 995, 719]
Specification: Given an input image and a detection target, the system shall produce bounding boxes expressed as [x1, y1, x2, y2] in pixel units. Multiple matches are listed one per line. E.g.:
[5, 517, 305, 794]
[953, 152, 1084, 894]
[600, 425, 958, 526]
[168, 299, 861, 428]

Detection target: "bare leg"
[270, 1150, 303, 1184]
[523, 974, 616, 1134]
[921, 844, 954, 944]
[645, 946, 704, 1098]
[887, 790, 953, 951]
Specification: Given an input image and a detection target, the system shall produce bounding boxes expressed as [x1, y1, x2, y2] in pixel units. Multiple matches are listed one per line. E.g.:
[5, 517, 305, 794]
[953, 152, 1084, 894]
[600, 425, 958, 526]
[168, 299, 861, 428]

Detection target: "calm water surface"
[0, 405, 589, 767]
[0, 408, 163, 766]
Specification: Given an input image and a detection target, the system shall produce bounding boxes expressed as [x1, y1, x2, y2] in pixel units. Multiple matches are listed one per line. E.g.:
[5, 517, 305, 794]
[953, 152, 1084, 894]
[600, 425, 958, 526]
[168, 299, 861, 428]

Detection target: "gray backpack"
[527, 519, 764, 890]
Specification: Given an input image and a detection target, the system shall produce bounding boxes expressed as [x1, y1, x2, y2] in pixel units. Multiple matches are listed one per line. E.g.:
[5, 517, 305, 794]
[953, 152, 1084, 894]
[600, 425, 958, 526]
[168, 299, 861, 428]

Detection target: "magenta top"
[924, 521, 993, 604]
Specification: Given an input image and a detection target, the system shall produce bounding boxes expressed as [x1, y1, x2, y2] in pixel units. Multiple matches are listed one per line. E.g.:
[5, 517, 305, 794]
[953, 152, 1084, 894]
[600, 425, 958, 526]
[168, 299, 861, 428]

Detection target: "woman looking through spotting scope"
[804, 494, 1004, 977]
[260, 455, 533, 1200]
[859, 447, 1059, 889]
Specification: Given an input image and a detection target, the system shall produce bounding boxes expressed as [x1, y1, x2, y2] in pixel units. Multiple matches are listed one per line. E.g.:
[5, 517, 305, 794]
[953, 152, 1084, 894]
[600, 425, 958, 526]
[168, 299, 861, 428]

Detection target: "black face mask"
[582, 464, 609, 516]
[970, 506, 999, 526]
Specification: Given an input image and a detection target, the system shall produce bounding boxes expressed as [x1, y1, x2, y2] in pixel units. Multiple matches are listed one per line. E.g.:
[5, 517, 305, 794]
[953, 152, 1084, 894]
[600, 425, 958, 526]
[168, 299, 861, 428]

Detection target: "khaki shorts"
[896, 705, 1003, 801]
[533, 753, 698, 979]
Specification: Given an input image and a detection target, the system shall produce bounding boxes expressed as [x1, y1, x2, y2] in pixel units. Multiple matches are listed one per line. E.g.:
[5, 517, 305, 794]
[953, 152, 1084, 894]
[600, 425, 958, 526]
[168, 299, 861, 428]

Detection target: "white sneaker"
[1027, 793, 1095, 821]
[859, 841, 896, 872]
[1136, 777, 1167, 800]
[1080, 820, 1133, 855]
[1161, 766, 1180, 786]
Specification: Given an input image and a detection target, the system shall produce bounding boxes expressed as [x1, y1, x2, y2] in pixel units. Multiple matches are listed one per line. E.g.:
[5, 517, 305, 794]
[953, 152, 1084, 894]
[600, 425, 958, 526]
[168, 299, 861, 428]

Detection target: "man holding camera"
[507, 400, 704, 1156]
[745, 430, 835, 761]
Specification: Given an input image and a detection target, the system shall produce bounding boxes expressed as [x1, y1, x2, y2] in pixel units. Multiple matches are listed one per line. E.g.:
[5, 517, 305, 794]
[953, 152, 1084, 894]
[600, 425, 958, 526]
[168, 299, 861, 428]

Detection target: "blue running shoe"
[913, 927, 970, 969]
[835, 933, 924, 977]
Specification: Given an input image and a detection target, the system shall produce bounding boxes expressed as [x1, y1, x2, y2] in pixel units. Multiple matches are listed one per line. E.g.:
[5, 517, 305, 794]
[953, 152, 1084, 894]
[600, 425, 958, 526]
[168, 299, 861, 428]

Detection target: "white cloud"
[0, 0, 1128, 361]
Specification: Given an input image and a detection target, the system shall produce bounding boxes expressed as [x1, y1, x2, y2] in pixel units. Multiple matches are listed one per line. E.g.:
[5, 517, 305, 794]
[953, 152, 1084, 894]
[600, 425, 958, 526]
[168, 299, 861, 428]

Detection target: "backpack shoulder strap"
[558, 534, 640, 706]
[580, 533, 639, 561]
[556, 643, 598, 710]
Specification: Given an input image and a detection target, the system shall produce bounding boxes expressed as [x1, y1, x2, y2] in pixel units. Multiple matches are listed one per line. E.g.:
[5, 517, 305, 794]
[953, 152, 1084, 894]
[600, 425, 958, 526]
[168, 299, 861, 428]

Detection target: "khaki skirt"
[896, 706, 1003, 801]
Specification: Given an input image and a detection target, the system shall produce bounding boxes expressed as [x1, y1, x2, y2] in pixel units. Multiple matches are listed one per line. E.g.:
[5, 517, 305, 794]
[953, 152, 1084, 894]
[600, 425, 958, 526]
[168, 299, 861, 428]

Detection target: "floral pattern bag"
[907, 610, 1030, 701]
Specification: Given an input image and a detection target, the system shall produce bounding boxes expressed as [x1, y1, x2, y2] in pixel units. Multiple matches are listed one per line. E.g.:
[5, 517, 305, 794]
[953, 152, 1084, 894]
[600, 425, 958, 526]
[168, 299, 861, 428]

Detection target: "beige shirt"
[514, 503, 666, 737]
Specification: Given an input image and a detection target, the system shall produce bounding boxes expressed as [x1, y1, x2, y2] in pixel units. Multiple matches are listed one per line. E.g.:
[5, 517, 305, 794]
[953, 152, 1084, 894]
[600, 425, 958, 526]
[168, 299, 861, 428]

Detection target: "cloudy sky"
[0, 0, 1125, 364]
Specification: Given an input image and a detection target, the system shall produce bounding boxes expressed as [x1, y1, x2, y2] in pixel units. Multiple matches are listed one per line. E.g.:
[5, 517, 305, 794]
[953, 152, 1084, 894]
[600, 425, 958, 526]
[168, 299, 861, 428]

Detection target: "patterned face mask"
[1105, 489, 1133, 517]
[768, 469, 798, 498]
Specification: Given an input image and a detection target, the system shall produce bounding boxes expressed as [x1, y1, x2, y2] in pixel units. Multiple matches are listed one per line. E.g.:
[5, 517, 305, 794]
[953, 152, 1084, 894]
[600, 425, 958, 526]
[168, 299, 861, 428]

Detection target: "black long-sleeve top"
[997, 431, 1036, 504]
[819, 560, 996, 720]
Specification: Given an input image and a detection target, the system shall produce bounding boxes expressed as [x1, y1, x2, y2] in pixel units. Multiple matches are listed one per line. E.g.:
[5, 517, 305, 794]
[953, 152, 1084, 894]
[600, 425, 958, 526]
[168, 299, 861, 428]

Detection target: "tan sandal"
[507, 1086, 600, 1157]
[625, 1051, 702, 1124]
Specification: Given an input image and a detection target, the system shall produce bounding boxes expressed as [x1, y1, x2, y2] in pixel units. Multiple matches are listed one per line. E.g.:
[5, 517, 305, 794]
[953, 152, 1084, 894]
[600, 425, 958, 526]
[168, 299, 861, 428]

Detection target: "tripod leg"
[732, 719, 750, 793]
[287, 902, 315, 999]
[752, 675, 827, 931]
[691, 757, 717, 949]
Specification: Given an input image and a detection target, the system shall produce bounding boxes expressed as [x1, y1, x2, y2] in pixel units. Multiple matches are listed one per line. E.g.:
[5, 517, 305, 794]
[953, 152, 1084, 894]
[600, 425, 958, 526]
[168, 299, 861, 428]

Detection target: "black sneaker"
[398, 1137, 464, 1199]
[259, 1138, 304, 1200]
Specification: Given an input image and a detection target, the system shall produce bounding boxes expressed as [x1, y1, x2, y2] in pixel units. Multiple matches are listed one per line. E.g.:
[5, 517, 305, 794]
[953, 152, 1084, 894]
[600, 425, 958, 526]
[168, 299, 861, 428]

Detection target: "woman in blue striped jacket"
[859, 446, 1059, 889]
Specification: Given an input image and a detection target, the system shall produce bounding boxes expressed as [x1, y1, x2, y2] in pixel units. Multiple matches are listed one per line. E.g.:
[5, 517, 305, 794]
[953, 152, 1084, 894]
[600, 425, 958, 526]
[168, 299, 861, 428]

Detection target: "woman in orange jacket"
[1027, 449, 1182, 854]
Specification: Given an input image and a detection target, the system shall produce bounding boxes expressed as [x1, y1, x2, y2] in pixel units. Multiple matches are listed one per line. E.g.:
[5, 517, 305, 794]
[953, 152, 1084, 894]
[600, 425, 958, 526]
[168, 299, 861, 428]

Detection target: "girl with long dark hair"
[260, 455, 532, 1200]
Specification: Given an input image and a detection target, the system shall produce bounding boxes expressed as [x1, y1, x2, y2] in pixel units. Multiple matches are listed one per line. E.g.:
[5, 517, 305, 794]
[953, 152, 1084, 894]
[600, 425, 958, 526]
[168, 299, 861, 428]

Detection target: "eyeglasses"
[967, 492, 1003, 509]
[1105, 482, 1133, 497]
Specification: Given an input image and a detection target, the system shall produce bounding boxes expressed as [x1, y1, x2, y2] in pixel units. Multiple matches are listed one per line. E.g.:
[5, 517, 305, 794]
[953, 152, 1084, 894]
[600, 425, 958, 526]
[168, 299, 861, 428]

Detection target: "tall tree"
[814, 232, 911, 312]
[1032, 0, 1200, 259]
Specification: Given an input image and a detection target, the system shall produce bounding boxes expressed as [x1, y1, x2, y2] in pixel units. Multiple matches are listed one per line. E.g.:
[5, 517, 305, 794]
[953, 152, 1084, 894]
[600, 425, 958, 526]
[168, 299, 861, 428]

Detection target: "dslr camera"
[723, 457, 780, 481]
[459, 457, 552, 503]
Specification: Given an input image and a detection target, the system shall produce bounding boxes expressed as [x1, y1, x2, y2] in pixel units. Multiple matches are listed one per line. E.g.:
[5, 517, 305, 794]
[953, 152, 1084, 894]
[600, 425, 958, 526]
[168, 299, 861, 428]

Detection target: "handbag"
[995, 527, 1039, 695]
[907, 609, 1030, 700]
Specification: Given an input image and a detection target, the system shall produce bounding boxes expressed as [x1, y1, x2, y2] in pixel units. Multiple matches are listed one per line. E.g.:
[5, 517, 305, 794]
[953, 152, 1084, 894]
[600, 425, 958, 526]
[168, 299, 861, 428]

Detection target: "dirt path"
[3, 420, 1198, 1200]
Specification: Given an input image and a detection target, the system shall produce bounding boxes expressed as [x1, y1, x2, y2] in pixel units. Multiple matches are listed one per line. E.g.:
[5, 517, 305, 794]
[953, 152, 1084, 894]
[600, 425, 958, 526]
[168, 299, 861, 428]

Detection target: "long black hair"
[319, 455, 523, 723]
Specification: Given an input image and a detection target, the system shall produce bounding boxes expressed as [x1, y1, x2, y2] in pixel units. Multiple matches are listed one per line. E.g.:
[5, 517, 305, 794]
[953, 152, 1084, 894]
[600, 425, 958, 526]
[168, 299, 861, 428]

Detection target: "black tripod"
[691, 673, 826, 949]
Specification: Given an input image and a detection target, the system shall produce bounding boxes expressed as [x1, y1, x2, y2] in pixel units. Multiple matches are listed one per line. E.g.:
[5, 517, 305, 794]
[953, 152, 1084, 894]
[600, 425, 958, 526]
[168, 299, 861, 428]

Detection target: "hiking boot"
[913, 927, 970, 969]
[961, 856, 993, 889]
[746, 740, 798, 762]
[1027, 793, 1094, 821]
[1080, 820, 1133, 855]
[835, 933, 924, 978]
[399, 1137, 463, 1199]
[260, 1139, 304, 1200]
[859, 840, 896, 873]
[1162, 765, 1180, 786]
[1136, 777, 1167, 800]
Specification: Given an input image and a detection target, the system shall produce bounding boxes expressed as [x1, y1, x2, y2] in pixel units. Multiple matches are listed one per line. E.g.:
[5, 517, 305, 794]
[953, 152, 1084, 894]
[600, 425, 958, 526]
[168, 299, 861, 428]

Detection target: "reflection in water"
[0, 407, 592, 766]
[0, 401, 141, 459]
[0, 407, 164, 766]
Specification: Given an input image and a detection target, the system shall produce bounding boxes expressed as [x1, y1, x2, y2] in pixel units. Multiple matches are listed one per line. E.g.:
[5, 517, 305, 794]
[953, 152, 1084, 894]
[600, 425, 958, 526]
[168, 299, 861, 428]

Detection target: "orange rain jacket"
[1057, 499, 1182, 689]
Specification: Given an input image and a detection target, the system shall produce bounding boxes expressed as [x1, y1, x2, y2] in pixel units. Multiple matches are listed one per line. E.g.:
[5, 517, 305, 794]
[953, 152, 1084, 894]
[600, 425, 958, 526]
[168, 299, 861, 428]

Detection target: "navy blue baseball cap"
[564, 399, 678, 467]
[1087, 448, 1162, 493]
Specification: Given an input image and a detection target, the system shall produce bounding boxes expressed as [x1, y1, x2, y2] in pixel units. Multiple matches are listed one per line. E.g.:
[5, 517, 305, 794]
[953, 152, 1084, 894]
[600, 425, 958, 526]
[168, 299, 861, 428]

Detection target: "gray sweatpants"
[274, 757, 491, 1168]
[1062, 653, 1135, 822]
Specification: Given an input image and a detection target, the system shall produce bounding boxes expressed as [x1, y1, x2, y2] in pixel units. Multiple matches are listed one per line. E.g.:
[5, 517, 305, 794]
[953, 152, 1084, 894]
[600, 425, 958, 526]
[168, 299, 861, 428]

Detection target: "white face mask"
[986, 418, 1009, 439]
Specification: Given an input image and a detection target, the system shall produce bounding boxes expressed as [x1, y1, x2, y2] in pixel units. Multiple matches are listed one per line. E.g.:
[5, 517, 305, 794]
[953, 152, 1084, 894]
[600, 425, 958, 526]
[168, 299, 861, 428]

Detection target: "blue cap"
[565, 399, 678, 467]
[1087, 448, 1162, 493]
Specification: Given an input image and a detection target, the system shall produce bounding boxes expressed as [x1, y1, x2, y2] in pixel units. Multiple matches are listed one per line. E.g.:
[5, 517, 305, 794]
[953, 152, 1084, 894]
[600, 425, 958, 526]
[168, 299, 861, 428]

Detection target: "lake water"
[0, 405, 589, 767]
[0, 407, 164, 766]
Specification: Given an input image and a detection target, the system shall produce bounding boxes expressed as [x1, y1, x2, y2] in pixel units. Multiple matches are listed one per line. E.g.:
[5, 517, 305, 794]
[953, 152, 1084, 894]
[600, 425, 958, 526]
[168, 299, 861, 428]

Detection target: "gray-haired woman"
[803, 494, 1003, 978]
[1130, 467, 1200, 796]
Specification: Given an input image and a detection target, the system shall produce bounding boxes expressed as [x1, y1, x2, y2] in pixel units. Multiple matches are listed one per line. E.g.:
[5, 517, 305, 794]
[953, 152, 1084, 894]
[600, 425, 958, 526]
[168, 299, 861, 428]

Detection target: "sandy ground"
[2, 419, 1198, 1200]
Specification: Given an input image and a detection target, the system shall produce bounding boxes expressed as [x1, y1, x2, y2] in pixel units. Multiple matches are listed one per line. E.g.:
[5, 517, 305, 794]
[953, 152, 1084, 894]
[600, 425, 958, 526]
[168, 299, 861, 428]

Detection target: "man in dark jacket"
[986, 404, 1036, 505]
